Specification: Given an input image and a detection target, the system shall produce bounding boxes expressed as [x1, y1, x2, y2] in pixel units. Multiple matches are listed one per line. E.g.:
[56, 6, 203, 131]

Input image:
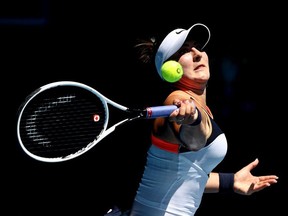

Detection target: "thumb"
[247, 158, 259, 171]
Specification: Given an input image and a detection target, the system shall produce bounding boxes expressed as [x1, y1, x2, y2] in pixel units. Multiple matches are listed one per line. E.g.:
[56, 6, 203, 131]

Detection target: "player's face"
[171, 40, 210, 87]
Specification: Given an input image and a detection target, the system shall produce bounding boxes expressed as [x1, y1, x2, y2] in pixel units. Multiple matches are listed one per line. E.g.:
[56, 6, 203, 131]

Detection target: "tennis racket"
[16, 81, 177, 163]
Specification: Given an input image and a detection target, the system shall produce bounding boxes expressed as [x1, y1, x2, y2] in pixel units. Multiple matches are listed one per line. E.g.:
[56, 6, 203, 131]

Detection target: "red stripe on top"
[151, 134, 179, 153]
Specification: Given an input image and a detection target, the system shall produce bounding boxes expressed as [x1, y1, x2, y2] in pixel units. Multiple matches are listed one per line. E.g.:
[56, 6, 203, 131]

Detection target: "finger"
[246, 158, 259, 171]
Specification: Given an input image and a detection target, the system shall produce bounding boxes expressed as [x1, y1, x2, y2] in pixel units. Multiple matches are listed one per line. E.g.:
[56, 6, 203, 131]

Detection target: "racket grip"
[146, 105, 178, 118]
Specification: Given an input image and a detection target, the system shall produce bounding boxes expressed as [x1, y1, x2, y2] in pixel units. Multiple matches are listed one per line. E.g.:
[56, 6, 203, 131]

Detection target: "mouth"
[194, 64, 205, 71]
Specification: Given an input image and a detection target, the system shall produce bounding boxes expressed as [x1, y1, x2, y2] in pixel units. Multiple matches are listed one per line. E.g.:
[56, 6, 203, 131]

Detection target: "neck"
[173, 76, 207, 95]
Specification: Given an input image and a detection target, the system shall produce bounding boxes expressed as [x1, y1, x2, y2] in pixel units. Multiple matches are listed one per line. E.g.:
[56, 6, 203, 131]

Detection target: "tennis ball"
[161, 60, 183, 83]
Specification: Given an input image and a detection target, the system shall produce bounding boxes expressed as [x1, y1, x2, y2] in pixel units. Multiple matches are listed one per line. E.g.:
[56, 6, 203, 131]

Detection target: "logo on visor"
[176, 30, 185, 34]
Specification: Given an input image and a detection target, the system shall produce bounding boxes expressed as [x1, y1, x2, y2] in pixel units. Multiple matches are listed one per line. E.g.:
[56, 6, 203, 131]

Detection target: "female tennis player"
[106, 23, 279, 216]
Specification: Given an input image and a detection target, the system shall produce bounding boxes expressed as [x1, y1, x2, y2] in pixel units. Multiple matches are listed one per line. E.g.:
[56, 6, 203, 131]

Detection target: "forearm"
[204, 172, 220, 193]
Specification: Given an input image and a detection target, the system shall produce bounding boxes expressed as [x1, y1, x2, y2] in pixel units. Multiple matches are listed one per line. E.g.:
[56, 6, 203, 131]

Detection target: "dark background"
[3, 1, 286, 215]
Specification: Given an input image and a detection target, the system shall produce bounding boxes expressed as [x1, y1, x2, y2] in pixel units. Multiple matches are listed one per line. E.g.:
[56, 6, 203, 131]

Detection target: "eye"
[170, 41, 202, 61]
[169, 48, 190, 61]
[178, 48, 190, 56]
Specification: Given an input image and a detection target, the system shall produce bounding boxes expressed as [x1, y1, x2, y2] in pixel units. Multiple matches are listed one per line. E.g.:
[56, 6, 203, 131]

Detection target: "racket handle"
[145, 105, 178, 118]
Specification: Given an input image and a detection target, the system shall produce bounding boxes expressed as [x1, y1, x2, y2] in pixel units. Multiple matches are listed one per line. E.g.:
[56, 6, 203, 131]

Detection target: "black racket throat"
[125, 108, 150, 120]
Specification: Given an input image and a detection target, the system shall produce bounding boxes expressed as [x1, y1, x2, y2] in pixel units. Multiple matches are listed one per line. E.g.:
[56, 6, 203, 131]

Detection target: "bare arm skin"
[153, 90, 211, 151]
[205, 159, 278, 195]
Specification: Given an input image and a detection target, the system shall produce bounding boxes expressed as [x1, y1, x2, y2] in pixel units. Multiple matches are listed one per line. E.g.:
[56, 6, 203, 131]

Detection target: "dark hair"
[133, 37, 158, 64]
[133, 36, 175, 100]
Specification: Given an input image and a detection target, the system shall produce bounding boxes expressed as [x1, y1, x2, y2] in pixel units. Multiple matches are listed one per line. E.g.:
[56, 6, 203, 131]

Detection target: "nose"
[192, 48, 202, 62]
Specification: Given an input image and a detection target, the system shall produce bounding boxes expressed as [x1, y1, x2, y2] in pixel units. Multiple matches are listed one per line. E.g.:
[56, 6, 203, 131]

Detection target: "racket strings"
[19, 86, 107, 159]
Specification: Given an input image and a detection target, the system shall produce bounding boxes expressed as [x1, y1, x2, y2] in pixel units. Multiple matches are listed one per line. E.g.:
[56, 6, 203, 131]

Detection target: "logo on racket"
[93, 114, 100, 122]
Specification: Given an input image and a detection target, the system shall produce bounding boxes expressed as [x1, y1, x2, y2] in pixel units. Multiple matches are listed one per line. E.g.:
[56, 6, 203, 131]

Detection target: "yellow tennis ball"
[161, 60, 183, 83]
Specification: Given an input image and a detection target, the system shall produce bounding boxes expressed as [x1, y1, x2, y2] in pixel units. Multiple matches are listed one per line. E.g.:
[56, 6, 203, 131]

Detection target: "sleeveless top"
[130, 117, 228, 216]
